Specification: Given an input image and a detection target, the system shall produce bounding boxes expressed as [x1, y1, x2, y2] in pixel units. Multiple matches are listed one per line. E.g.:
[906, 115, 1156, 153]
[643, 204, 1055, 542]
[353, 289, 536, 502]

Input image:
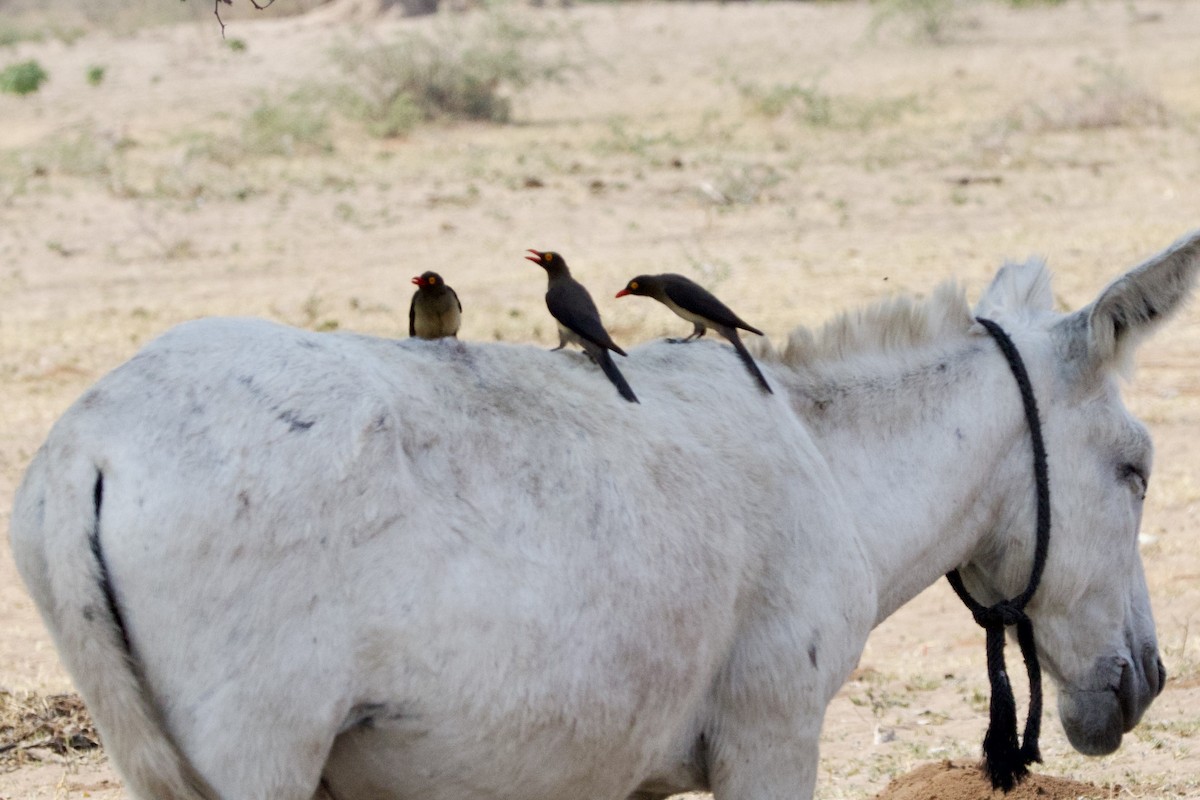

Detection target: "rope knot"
[975, 599, 1027, 629]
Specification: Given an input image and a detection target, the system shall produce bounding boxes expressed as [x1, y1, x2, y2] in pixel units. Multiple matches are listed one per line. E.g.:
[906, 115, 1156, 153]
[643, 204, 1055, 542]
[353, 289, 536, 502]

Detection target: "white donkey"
[10, 231, 1198, 800]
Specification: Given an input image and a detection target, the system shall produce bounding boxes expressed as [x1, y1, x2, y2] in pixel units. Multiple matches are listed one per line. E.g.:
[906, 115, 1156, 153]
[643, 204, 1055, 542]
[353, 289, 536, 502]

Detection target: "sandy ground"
[1, 0, 1199, 797]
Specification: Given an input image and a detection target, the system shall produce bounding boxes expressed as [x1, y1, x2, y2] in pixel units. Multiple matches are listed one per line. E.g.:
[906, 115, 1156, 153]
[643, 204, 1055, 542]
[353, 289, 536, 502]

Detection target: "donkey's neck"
[789, 338, 1031, 626]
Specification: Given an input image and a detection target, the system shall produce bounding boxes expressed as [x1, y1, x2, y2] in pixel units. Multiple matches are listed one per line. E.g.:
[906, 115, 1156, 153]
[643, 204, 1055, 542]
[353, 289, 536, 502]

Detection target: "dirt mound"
[871, 761, 1118, 800]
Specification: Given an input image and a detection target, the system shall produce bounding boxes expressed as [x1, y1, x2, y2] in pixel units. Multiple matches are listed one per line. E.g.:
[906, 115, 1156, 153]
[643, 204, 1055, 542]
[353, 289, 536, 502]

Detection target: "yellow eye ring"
[428, 275, 438, 284]
[630, 281, 639, 290]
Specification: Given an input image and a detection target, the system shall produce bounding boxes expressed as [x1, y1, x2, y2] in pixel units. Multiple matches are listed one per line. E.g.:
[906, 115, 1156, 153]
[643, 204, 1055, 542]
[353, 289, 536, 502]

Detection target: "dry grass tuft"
[0, 689, 98, 770]
[1008, 64, 1172, 133]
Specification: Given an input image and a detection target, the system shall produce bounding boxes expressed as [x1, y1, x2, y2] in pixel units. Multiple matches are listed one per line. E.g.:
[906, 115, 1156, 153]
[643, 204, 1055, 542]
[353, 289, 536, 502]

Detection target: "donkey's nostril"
[1142, 648, 1166, 699]
[1117, 659, 1139, 730]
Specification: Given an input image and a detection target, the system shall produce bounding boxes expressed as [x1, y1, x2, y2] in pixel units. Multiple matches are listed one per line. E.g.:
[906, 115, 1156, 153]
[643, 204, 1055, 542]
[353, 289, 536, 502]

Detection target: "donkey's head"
[959, 231, 1200, 756]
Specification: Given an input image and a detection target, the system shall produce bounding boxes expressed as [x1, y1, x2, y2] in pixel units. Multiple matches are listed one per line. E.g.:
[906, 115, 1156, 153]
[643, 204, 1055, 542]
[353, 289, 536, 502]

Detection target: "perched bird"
[409, 271, 462, 340]
[616, 273, 772, 394]
[526, 249, 638, 404]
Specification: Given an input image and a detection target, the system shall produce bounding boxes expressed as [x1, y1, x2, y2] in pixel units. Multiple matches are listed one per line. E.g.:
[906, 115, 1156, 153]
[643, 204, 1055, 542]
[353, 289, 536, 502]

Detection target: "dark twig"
[213, 0, 232, 38]
[208, 0, 271, 37]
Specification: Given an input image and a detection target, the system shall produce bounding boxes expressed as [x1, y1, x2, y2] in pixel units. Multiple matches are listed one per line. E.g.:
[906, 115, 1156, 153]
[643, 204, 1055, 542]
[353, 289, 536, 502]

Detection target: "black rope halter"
[945, 317, 1051, 792]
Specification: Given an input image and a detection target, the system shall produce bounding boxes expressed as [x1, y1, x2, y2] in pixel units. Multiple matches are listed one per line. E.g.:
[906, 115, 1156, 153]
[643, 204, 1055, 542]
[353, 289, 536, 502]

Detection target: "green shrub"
[737, 78, 832, 125]
[86, 65, 105, 87]
[20, 127, 113, 179]
[0, 60, 48, 95]
[869, 0, 962, 44]
[331, 7, 575, 137]
[0, 24, 44, 48]
[338, 89, 422, 139]
[242, 96, 331, 156]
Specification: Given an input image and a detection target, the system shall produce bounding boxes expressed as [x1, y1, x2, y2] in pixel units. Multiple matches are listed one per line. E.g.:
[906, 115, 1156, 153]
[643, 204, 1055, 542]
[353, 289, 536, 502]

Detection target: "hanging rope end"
[980, 724, 1041, 792]
[979, 753, 1030, 793]
[982, 722, 1022, 791]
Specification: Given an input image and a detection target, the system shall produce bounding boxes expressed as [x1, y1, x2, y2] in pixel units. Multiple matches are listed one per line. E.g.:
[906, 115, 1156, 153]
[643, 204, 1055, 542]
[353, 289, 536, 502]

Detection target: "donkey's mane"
[759, 280, 975, 368]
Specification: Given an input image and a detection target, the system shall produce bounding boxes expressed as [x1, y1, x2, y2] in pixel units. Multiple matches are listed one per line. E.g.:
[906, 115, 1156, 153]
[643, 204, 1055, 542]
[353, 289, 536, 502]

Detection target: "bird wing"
[546, 279, 624, 355]
[408, 292, 417, 337]
[662, 275, 763, 335]
[449, 286, 462, 314]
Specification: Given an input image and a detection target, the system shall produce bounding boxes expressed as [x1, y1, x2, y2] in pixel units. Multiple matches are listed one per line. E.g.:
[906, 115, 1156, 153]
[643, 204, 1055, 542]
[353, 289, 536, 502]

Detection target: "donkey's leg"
[706, 628, 828, 800]
[707, 711, 821, 800]
[174, 683, 346, 800]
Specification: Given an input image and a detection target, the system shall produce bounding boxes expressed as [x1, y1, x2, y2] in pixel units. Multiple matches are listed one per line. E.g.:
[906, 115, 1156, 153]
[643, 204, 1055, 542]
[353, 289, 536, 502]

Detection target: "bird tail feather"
[730, 333, 773, 394]
[596, 350, 639, 403]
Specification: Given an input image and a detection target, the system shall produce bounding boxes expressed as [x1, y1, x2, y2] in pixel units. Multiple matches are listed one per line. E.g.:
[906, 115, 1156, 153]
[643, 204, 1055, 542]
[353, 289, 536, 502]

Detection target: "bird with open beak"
[527, 249, 638, 404]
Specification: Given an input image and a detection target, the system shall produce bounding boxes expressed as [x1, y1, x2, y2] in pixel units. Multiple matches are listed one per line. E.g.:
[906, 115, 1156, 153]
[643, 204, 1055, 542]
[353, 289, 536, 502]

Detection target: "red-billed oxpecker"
[616, 273, 772, 394]
[409, 271, 462, 339]
[526, 249, 638, 404]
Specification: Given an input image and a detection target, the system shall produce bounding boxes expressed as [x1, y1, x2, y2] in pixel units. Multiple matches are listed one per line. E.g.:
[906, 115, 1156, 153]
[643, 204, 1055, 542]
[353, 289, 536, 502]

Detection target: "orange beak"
[615, 288, 631, 298]
[525, 249, 544, 264]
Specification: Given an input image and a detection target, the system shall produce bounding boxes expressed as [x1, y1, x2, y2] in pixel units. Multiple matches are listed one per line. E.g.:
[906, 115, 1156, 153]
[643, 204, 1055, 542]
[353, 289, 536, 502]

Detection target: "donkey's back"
[11, 317, 863, 800]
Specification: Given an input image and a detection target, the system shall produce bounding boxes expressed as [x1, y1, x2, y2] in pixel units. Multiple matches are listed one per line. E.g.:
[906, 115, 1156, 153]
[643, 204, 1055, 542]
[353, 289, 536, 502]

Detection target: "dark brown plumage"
[616, 273, 772, 394]
[526, 250, 638, 404]
[409, 271, 462, 340]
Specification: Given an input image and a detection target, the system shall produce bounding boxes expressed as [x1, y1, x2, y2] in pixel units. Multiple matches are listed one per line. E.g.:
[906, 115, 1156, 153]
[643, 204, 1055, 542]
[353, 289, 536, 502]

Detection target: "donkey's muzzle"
[1060, 646, 1165, 756]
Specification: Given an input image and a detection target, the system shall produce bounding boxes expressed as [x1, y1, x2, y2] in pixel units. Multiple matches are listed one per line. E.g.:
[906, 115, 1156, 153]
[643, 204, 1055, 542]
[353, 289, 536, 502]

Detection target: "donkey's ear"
[1056, 231, 1200, 374]
[973, 257, 1054, 321]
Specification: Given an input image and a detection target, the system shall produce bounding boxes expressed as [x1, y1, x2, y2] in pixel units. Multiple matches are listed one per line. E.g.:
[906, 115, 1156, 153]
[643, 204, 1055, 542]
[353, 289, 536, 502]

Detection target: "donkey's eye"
[1119, 463, 1148, 501]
